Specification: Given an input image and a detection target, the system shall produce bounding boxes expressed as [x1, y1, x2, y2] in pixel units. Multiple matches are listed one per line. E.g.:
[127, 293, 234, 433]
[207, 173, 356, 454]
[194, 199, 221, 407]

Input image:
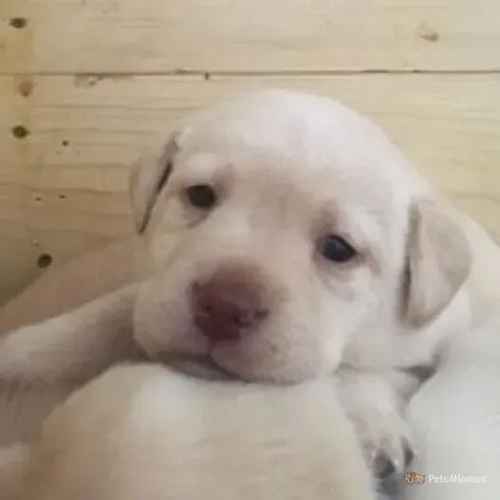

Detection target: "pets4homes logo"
[405, 471, 487, 485]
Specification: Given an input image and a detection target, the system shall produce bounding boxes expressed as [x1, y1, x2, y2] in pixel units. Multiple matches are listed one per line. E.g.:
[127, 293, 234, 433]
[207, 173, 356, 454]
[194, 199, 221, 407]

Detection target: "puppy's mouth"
[159, 353, 238, 382]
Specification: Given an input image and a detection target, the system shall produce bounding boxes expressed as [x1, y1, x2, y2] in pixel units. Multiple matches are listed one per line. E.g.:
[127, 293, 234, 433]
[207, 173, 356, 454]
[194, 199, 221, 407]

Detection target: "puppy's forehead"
[174, 92, 419, 221]
[178, 90, 414, 188]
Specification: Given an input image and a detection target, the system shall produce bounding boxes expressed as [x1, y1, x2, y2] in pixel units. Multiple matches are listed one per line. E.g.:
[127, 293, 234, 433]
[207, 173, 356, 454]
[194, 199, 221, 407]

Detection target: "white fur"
[4, 364, 376, 500]
[401, 317, 500, 500]
[133, 90, 431, 382]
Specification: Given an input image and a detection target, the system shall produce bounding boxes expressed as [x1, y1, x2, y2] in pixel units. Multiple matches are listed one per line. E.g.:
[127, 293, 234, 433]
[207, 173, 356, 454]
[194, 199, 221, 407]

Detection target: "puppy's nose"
[192, 267, 269, 342]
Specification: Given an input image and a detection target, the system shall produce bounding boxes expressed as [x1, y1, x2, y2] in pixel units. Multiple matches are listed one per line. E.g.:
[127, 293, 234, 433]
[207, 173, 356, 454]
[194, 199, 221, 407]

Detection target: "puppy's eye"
[320, 235, 357, 263]
[185, 184, 217, 209]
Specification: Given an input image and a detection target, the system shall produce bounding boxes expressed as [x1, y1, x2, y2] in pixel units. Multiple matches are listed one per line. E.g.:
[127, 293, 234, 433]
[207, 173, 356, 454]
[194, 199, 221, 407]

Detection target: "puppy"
[1, 364, 377, 500]
[1, 89, 497, 476]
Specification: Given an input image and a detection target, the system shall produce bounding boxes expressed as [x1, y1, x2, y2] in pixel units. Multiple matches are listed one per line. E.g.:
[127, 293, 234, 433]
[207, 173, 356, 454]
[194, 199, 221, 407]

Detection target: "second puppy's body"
[2, 364, 376, 500]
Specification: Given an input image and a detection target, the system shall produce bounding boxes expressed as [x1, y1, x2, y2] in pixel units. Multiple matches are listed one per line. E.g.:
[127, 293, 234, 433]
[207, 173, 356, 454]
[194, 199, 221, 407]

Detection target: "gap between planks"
[2, 69, 500, 78]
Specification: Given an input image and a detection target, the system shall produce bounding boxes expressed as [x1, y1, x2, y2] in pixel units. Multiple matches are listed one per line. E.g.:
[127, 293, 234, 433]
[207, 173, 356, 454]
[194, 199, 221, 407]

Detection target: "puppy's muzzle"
[191, 264, 270, 342]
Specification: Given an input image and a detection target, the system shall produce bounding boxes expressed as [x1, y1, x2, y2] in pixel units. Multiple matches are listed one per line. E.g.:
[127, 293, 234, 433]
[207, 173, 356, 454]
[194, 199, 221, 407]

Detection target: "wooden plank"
[0, 181, 132, 304]
[1, 73, 500, 302]
[2, 73, 500, 198]
[1, 0, 500, 73]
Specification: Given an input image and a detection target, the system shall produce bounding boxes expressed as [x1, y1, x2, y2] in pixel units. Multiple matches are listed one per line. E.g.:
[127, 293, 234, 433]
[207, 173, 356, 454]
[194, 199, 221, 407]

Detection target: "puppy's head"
[130, 90, 471, 383]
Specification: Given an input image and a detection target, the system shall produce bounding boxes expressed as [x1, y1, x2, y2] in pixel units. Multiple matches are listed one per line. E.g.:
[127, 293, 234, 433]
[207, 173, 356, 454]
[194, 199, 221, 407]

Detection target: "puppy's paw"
[350, 410, 415, 478]
[336, 368, 418, 479]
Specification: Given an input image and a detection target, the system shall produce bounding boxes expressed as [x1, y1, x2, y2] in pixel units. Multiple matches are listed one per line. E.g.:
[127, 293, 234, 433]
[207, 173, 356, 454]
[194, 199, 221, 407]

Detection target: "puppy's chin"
[159, 353, 238, 382]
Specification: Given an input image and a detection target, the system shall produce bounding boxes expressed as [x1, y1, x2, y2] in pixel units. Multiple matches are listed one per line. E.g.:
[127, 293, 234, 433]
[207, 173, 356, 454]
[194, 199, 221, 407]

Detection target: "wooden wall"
[1, 0, 500, 304]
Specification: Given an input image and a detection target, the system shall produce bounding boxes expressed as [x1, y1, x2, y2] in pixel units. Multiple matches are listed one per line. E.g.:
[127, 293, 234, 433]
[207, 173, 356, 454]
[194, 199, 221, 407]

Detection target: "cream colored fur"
[3, 364, 376, 500]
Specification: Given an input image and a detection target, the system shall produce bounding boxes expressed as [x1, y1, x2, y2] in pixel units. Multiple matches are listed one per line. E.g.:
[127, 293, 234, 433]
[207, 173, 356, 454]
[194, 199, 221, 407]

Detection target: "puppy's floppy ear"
[129, 132, 181, 233]
[404, 200, 471, 327]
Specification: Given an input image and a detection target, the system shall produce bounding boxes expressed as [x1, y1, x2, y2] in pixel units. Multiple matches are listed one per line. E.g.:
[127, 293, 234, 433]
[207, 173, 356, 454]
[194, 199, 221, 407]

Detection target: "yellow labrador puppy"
[1, 364, 376, 500]
[1, 90, 498, 488]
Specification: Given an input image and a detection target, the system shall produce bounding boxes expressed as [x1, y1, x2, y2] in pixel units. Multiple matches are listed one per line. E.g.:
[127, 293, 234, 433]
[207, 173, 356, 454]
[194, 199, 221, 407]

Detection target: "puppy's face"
[132, 91, 470, 383]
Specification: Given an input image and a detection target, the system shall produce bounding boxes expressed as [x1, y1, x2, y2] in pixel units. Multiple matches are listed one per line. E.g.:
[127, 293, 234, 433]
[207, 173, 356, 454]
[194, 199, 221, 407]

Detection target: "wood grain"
[1, 0, 500, 73]
[1, 73, 499, 302]
[1, 0, 499, 303]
